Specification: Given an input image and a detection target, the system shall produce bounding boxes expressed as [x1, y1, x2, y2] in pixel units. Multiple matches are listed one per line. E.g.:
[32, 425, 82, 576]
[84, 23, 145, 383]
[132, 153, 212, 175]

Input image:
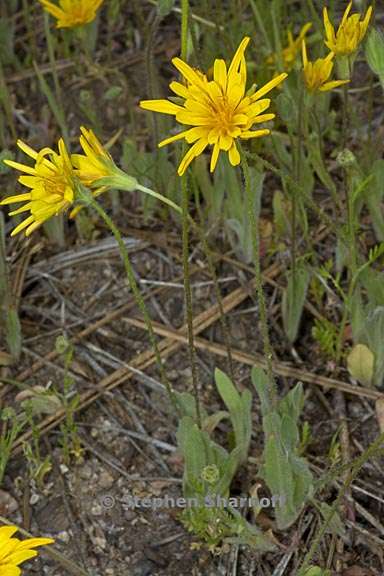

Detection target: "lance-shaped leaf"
[282, 264, 311, 343]
[215, 368, 252, 466]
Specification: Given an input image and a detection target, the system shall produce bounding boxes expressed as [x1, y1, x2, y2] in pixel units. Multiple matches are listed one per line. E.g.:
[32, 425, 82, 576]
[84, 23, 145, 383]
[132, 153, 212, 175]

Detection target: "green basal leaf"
[254, 376, 313, 529]
[282, 265, 311, 343]
[251, 366, 271, 415]
[215, 368, 252, 465]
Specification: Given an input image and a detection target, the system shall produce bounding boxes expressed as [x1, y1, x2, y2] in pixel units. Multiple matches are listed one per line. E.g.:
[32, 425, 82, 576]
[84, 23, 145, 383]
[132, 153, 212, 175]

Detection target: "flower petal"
[178, 139, 208, 175]
[251, 73, 288, 101]
[139, 99, 183, 115]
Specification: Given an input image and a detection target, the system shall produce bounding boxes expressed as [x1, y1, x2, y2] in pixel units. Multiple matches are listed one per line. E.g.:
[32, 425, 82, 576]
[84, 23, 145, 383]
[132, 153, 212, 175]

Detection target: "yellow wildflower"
[1, 138, 75, 237]
[0, 525, 53, 575]
[268, 23, 312, 70]
[302, 40, 349, 93]
[70, 126, 122, 218]
[323, 1, 373, 56]
[71, 126, 180, 216]
[39, 0, 104, 29]
[140, 37, 287, 175]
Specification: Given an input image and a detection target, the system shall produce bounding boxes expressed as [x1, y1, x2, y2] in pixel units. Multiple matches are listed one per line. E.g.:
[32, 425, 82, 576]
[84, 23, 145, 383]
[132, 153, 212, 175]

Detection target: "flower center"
[211, 96, 237, 134]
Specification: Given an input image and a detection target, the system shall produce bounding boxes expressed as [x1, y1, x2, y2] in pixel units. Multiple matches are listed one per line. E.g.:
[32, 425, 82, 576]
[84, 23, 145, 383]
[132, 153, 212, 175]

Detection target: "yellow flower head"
[39, 0, 104, 29]
[140, 37, 287, 175]
[268, 23, 312, 70]
[1, 138, 75, 237]
[302, 40, 350, 93]
[0, 525, 53, 575]
[71, 126, 113, 188]
[69, 126, 119, 218]
[323, 1, 373, 56]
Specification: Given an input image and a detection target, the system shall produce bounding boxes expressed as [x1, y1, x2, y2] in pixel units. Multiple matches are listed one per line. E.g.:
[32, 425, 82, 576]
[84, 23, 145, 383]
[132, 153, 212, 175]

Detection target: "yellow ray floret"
[69, 126, 113, 217]
[0, 525, 54, 575]
[268, 22, 312, 70]
[1, 138, 75, 237]
[140, 37, 287, 175]
[39, 0, 104, 28]
[302, 40, 350, 93]
[323, 1, 373, 56]
[71, 126, 112, 187]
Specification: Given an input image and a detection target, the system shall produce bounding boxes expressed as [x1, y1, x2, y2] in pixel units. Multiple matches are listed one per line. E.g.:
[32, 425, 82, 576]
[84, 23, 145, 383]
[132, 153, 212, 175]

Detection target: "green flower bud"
[201, 464, 219, 484]
[337, 149, 356, 168]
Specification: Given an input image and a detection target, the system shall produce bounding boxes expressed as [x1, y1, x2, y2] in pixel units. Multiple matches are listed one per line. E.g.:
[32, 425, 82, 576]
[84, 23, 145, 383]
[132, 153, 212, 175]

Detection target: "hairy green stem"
[191, 187, 235, 381]
[291, 85, 305, 278]
[338, 58, 357, 362]
[179, 0, 202, 427]
[240, 148, 277, 407]
[180, 172, 202, 428]
[87, 196, 178, 413]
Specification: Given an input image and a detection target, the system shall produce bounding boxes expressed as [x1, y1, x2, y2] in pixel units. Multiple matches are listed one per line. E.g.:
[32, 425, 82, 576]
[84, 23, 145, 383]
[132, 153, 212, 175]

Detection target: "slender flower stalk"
[0, 525, 53, 575]
[75, 184, 179, 413]
[39, 0, 105, 28]
[179, 0, 202, 427]
[140, 37, 287, 175]
[240, 147, 277, 407]
[190, 202, 235, 381]
[323, 1, 373, 56]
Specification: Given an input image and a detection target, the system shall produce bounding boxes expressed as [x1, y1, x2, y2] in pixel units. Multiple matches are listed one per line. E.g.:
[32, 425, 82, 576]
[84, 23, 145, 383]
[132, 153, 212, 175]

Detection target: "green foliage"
[350, 265, 384, 387]
[214, 368, 252, 466]
[0, 213, 21, 360]
[176, 369, 274, 550]
[282, 263, 311, 343]
[193, 155, 265, 263]
[121, 138, 178, 219]
[366, 28, 384, 91]
[318, 501, 346, 539]
[273, 189, 291, 238]
[364, 160, 384, 241]
[177, 416, 241, 499]
[177, 367, 252, 500]
[79, 90, 101, 132]
[55, 336, 83, 462]
[347, 343, 375, 386]
[23, 402, 53, 487]
[158, 0, 175, 17]
[312, 317, 338, 359]
[0, 17, 15, 66]
[224, 162, 265, 263]
[0, 408, 25, 486]
[306, 132, 336, 197]
[175, 390, 208, 422]
[177, 415, 274, 551]
[252, 367, 313, 529]
[0, 149, 14, 172]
